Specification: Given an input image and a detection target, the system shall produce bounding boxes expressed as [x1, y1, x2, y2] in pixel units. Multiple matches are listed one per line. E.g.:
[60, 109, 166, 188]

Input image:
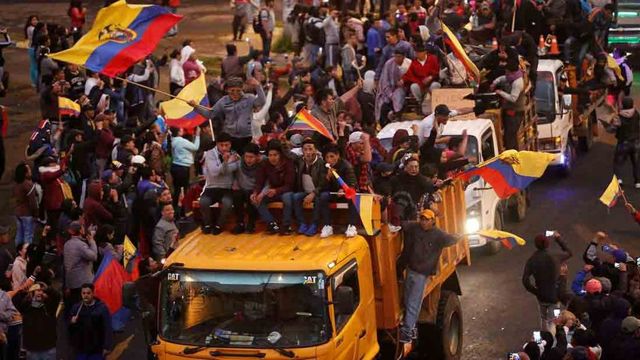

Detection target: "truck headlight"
[465, 217, 481, 234]
[539, 137, 561, 151]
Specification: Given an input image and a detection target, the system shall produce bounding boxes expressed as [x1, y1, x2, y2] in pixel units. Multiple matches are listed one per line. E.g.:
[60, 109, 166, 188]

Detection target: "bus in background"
[609, 0, 640, 56]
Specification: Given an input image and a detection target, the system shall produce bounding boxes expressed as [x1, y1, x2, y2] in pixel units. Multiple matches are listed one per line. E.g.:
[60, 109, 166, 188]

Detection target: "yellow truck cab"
[143, 183, 469, 360]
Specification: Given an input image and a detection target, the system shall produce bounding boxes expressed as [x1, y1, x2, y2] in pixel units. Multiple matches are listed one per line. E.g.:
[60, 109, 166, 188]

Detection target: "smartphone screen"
[545, 230, 554, 237]
[615, 263, 621, 269]
[553, 309, 561, 317]
[637, 257, 640, 267]
[533, 331, 541, 344]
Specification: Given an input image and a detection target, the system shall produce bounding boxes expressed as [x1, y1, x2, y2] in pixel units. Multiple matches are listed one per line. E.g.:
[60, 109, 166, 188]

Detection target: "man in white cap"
[345, 131, 372, 193]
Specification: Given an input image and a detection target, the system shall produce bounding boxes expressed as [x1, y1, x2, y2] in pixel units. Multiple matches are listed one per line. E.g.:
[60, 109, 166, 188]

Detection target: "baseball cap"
[434, 104, 451, 116]
[348, 131, 364, 144]
[420, 209, 436, 220]
[131, 155, 146, 165]
[621, 316, 640, 333]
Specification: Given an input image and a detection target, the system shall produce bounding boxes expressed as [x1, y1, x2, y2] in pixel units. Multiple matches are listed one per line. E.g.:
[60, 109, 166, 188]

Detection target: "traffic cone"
[491, 37, 498, 49]
[548, 35, 560, 55]
[538, 35, 545, 50]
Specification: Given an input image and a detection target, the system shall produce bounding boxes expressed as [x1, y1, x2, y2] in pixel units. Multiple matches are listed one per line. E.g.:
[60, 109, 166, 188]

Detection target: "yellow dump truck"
[142, 181, 469, 360]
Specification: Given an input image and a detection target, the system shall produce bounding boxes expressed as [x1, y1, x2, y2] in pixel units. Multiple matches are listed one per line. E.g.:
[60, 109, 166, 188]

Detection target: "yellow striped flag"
[354, 194, 375, 235]
[58, 97, 81, 117]
[599, 175, 621, 208]
[477, 229, 526, 250]
[122, 236, 137, 268]
[441, 23, 480, 81]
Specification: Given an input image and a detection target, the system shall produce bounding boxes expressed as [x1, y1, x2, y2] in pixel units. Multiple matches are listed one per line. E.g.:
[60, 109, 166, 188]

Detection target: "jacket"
[63, 236, 97, 289]
[83, 181, 113, 228]
[18, 289, 60, 351]
[11, 256, 28, 291]
[14, 180, 38, 217]
[152, 218, 178, 261]
[202, 147, 240, 189]
[295, 155, 326, 195]
[69, 299, 114, 353]
[402, 56, 440, 88]
[522, 238, 573, 303]
[39, 164, 66, 211]
[254, 158, 295, 196]
[598, 296, 630, 358]
[0, 290, 19, 334]
[322, 159, 356, 192]
[95, 128, 115, 160]
[234, 160, 260, 191]
[391, 173, 434, 204]
[615, 108, 640, 143]
[195, 88, 266, 138]
[398, 222, 458, 276]
[171, 135, 200, 167]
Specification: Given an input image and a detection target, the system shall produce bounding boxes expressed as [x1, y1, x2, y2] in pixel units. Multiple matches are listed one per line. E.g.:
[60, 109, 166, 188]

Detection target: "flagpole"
[511, 0, 517, 33]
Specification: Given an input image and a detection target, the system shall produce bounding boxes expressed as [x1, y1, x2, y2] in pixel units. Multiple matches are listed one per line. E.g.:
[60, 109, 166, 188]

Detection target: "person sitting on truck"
[603, 97, 640, 188]
[231, 143, 261, 234]
[389, 157, 434, 228]
[289, 137, 326, 237]
[491, 61, 526, 150]
[477, 41, 519, 88]
[397, 208, 461, 344]
[401, 44, 440, 114]
[375, 48, 408, 125]
[251, 140, 296, 235]
[318, 144, 359, 239]
[502, 31, 538, 92]
[588, 4, 614, 50]
[417, 104, 473, 146]
[199, 132, 240, 235]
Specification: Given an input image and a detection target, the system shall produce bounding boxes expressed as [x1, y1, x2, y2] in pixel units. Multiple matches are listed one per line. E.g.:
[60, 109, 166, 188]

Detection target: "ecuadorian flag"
[58, 97, 81, 117]
[49, 0, 181, 76]
[442, 23, 480, 81]
[599, 175, 621, 208]
[94, 252, 131, 331]
[477, 229, 526, 250]
[159, 73, 209, 129]
[289, 108, 335, 141]
[459, 150, 555, 199]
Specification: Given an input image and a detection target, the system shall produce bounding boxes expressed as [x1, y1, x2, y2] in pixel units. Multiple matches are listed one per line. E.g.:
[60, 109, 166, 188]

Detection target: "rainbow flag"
[599, 175, 621, 208]
[477, 229, 526, 250]
[58, 97, 81, 117]
[289, 108, 335, 141]
[93, 252, 131, 331]
[48, 0, 181, 76]
[160, 73, 209, 129]
[441, 23, 480, 81]
[458, 150, 555, 199]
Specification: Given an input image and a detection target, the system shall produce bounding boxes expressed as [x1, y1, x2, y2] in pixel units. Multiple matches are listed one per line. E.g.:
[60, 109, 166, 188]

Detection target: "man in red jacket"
[402, 44, 440, 114]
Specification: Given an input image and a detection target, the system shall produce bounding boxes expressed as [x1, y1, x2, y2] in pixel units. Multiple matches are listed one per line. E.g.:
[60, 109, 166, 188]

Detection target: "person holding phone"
[522, 231, 573, 332]
[62, 221, 97, 310]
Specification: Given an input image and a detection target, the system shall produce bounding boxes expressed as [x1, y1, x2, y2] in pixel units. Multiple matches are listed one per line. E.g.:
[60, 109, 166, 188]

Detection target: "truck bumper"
[542, 150, 564, 166]
[468, 234, 487, 248]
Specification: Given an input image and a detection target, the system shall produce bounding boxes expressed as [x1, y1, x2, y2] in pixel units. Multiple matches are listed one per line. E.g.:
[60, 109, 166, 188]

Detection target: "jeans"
[199, 188, 233, 227]
[232, 190, 257, 225]
[400, 269, 430, 339]
[256, 193, 291, 225]
[260, 30, 272, 58]
[319, 192, 358, 227]
[28, 47, 38, 86]
[26, 348, 56, 360]
[503, 110, 523, 150]
[170, 164, 190, 210]
[614, 141, 640, 183]
[15, 216, 35, 245]
[303, 43, 321, 66]
[325, 44, 340, 67]
[290, 192, 320, 225]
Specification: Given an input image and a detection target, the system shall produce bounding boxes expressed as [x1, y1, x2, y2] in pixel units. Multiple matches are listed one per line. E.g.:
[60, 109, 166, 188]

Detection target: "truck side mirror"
[122, 281, 138, 310]
[334, 286, 355, 315]
[562, 94, 572, 108]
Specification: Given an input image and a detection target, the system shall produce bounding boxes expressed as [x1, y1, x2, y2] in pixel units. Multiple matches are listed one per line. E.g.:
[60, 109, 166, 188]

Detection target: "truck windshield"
[160, 269, 330, 348]
[535, 71, 555, 124]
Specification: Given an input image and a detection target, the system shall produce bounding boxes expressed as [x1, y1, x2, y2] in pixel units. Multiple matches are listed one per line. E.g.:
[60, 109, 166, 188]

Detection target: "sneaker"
[399, 333, 412, 344]
[345, 225, 357, 238]
[267, 222, 280, 235]
[320, 225, 334, 238]
[202, 225, 212, 234]
[304, 224, 318, 236]
[389, 224, 402, 233]
[298, 223, 309, 234]
[279, 225, 293, 236]
[232, 223, 245, 234]
[411, 327, 418, 340]
[212, 225, 222, 235]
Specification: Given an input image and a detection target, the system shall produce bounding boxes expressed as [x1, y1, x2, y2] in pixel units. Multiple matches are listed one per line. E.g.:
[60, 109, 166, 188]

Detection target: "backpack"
[305, 18, 325, 46]
[252, 9, 268, 33]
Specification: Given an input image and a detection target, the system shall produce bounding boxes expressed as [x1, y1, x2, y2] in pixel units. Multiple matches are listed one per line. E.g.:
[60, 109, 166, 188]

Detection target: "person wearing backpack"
[256, 0, 275, 58]
[303, 7, 325, 66]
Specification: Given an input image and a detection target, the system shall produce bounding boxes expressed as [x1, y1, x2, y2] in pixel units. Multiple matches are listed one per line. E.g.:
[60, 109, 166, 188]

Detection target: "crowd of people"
[0, 0, 637, 359]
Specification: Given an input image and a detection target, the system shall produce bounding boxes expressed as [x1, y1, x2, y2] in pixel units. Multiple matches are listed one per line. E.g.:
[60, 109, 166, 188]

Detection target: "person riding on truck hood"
[397, 209, 461, 344]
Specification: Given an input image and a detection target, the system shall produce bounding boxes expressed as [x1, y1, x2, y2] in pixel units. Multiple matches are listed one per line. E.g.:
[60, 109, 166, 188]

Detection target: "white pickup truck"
[535, 59, 575, 175]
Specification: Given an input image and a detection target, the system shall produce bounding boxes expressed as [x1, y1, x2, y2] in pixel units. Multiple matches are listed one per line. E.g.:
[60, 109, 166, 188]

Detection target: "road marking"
[107, 334, 135, 360]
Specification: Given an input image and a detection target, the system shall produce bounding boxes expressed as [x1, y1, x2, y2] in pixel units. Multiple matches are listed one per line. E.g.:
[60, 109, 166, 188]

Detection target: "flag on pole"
[458, 150, 555, 199]
[122, 236, 136, 268]
[58, 97, 81, 117]
[599, 175, 622, 208]
[288, 108, 335, 141]
[159, 73, 209, 129]
[441, 23, 480, 81]
[48, 0, 182, 76]
[477, 229, 526, 250]
[327, 165, 376, 235]
[93, 252, 131, 331]
[328, 167, 356, 200]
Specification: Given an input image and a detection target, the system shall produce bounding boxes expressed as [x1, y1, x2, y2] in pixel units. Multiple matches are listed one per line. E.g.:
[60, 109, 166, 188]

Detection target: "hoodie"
[202, 147, 240, 190]
[39, 163, 65, 211]
[83, 181, 113, 228]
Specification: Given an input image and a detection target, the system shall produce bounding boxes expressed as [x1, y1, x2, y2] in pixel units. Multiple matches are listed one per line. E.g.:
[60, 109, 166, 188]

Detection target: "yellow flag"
[355, 194, 374, 236]
[599, 175, 621, 208]
[123, 236, 137, 268]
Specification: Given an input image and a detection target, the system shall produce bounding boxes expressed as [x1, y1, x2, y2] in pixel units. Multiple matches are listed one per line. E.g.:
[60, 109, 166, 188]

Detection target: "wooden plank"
[430, 88, 476, 120]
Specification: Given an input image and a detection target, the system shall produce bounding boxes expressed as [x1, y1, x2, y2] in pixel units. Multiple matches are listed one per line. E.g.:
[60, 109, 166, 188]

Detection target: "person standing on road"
[258, 0, 275, 58]
[63, 221, 97, 309]
[606, 97, 640, 188]
[397, 209, 461, 344]
[152, 203, 178, 262]
[522, 232, 573, 332]
[18, 283, 60, 360]
[68, 0, 87, 44]
[68, 283, 113, 360]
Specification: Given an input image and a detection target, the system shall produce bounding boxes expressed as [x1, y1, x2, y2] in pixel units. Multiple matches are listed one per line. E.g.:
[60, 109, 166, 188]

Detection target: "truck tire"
[509, 191, 527, 222]
[578, 113, 595, 152]
[560, 139, 575, 177]
[435, 291, 463, 360]
[485, 207, 503, 255]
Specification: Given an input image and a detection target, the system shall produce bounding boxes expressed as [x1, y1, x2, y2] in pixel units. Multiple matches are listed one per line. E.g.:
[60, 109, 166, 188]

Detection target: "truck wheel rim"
[448, 312, 461, 355]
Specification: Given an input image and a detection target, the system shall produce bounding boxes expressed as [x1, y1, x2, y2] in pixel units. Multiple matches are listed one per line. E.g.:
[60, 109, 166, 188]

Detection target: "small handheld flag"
[327, 164, 356, 200]
[289, 108, 335, 142]
[326, 163, 375, 235]
[159, 73, 210, 129]
[48, 0, 182, 76]
[58, 97, 81, 117]
[458, 150, 555, 199]
[599, 175, 622, 208]
[476, 229, 526, 250]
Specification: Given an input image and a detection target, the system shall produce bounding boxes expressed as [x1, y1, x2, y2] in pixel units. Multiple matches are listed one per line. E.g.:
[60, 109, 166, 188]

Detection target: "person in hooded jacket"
[82, 180, 113, 229]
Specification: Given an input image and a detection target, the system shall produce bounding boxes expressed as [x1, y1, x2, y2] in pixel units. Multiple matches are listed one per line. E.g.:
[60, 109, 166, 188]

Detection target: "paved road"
[459, 83, 640, 359]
